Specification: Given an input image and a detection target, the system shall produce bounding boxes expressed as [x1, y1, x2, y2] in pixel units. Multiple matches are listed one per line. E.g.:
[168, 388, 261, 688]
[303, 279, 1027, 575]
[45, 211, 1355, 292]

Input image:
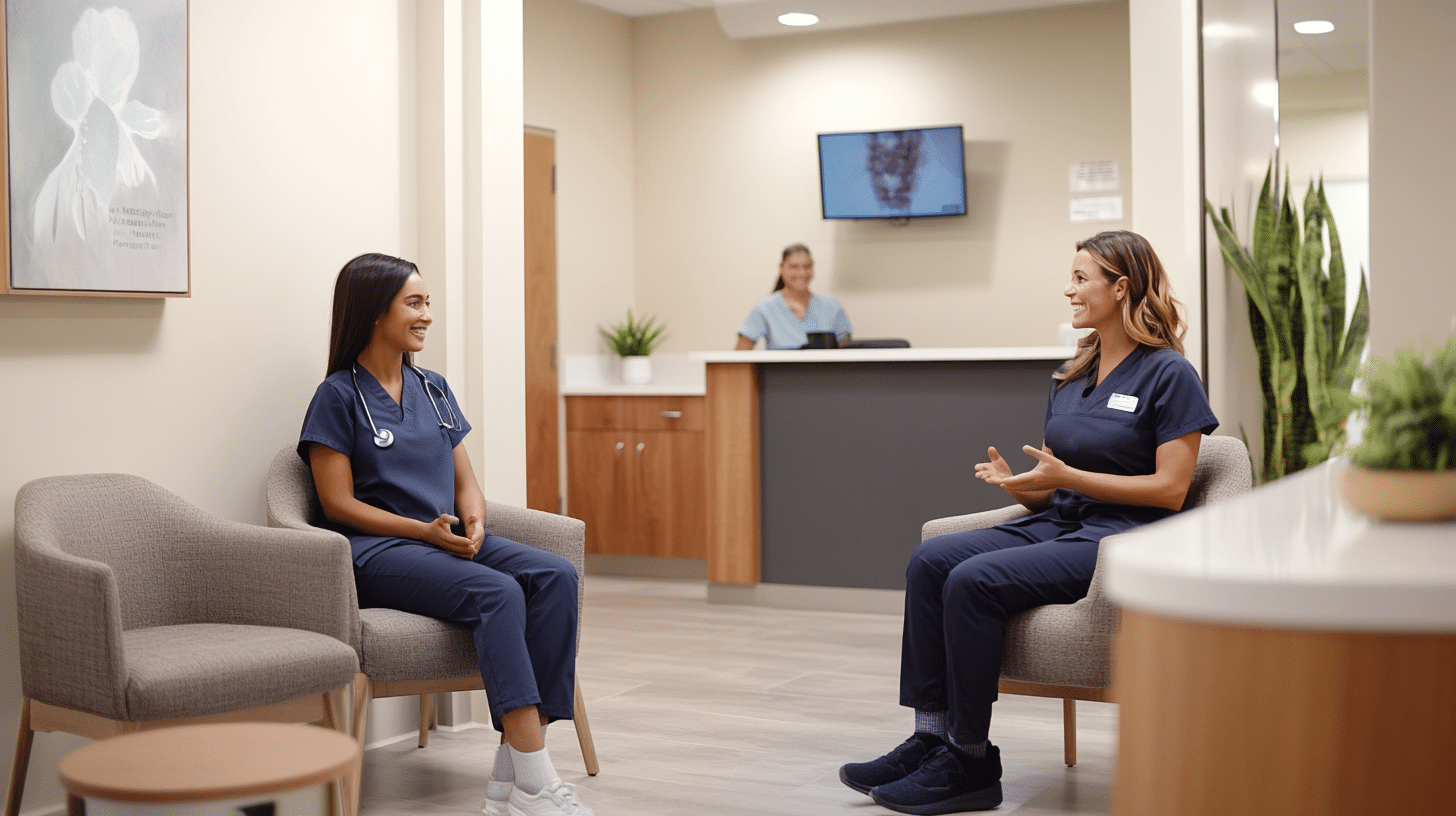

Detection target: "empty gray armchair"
[8, 473, 360, 816]
[920, 434, 1252, 766]
[266, 446, 600, 775]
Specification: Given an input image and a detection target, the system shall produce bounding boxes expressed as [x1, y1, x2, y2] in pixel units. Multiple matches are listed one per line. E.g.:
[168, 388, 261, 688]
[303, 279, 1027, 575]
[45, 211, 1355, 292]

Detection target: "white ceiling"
[573, 0, 1368, 76]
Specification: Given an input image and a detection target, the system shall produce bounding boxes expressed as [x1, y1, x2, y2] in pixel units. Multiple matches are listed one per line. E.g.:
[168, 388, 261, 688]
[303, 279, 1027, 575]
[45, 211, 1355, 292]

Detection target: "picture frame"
[1, 0, 188, 298]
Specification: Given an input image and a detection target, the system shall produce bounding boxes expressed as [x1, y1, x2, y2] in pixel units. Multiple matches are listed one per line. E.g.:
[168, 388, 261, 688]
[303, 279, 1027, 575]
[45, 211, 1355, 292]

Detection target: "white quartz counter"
[692, 346, 1076, 364]
[1105, 459, 1456, 633]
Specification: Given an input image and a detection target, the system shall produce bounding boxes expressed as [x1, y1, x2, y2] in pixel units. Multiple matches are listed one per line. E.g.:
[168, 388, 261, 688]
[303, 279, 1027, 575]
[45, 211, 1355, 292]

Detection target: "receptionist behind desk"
[735, 243, 853, 349]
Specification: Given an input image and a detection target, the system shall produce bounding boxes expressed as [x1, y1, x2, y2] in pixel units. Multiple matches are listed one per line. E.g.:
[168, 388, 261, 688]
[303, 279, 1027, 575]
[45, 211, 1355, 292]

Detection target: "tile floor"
[359, 576, 1116, 815]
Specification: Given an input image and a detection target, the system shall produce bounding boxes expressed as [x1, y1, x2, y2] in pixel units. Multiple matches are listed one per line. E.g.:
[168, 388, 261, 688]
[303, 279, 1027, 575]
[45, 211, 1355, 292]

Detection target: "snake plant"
[1206, 166, 1370, 483]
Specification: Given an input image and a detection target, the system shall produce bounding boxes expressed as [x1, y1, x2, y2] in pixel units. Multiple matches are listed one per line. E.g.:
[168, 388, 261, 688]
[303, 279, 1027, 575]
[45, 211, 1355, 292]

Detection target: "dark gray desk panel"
[759, 360, 1057, 590]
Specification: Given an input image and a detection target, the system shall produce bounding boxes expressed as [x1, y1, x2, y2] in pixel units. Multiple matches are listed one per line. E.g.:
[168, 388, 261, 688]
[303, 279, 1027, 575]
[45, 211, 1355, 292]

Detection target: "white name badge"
[1107, 393, 1139, 412]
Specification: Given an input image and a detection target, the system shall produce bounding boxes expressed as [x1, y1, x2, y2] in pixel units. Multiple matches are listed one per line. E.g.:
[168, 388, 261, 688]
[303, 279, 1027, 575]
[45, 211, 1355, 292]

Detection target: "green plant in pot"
[1337, 337, 1456, 521]
[1206, 165, 1370, 484]
[600, 310, 665, 385]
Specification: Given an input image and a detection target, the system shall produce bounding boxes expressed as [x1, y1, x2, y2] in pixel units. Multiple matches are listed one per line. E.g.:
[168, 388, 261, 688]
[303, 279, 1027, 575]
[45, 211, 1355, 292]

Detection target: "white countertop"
[692, 346, 1076, 364]
[1105, 460, 1456, 633]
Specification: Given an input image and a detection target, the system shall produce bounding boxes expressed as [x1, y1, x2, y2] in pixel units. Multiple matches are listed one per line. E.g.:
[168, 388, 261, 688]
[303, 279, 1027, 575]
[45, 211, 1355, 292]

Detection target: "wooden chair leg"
[6, 699, 33, 816]
[418, 693, 433, 748]
[343, 674, 370, 816]
[1063, 698, 1077, 767]
[573, 678, 599, 776]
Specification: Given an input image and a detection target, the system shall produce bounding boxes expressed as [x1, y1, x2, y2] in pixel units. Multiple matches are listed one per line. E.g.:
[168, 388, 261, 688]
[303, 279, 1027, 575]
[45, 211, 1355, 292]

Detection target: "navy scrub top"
[1005, 346, 1218, 538]
[297, 364, 471, 566]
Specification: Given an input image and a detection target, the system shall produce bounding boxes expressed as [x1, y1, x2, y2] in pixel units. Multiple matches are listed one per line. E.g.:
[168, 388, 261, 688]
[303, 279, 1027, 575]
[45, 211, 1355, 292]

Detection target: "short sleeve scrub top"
[295, 364, 579, 727]
[297, 365, 470, 566]
[1014, 345, 1220, 537]
[738, 292, 853, 350]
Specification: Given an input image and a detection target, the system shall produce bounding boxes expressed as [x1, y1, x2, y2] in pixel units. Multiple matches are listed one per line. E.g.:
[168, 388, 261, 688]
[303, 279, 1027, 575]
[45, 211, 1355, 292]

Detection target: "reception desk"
[1105, 461, 1456, 815]
[693, 347, 1073, 593]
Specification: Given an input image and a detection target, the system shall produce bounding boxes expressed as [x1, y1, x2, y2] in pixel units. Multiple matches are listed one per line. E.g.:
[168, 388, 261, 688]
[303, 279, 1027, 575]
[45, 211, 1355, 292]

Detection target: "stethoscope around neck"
[351, 363, 462, 448]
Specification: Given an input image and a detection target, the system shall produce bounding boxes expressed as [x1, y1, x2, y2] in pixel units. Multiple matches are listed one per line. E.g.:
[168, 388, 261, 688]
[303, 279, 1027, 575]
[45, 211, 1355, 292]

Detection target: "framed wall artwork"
[1, 0, 188, 297]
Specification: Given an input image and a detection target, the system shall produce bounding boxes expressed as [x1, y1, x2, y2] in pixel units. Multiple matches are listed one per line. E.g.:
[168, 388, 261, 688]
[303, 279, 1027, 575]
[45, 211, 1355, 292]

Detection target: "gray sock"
[914, 709, 949, 738]
[948, 736, 988, 759]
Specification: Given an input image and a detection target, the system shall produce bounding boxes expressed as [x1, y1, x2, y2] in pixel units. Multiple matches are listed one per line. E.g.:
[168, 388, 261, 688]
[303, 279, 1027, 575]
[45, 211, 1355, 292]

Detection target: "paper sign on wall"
[1070, 196, 1123, 223]
[1071, 160, 1119, 192]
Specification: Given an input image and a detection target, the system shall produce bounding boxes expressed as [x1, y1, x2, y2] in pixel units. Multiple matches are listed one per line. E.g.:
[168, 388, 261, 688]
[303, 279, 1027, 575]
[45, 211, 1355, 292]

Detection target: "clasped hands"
[975, 444, 1069, 494]
[421, 514, 486, 558]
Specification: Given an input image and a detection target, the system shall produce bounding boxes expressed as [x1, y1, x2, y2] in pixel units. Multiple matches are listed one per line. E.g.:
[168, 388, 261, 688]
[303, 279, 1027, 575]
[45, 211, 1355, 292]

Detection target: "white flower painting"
[36, 7, 163, 242]
[4, 0, 188, 296]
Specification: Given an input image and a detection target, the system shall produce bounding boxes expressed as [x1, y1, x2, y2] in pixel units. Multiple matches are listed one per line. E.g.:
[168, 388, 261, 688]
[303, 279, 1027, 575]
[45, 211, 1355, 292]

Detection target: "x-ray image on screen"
[818, 125, 966, 219]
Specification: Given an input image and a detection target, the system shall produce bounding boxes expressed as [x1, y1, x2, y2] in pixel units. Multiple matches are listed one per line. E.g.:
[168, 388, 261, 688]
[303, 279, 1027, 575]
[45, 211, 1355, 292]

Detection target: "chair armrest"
[483, 502, 586, 577]
[14, 544, 129, 717]
[168, 518, 361, 649]
[922, 505, 1031, 540]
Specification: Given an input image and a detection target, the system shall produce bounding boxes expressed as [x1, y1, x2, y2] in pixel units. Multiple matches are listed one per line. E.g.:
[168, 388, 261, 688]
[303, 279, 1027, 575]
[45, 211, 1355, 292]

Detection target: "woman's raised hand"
[421, 513, 480, 558]
[975, 446, 1015, 484]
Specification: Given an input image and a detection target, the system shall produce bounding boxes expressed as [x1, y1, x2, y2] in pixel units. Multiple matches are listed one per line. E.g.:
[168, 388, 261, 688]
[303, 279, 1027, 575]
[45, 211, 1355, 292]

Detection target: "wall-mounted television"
[817, 125, 966, 220]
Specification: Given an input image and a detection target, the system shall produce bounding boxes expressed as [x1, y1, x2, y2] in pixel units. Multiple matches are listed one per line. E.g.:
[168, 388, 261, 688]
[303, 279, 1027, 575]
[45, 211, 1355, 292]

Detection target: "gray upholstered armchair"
[265, 446, 599, 775]
[8, 473, 361, 816]
[920, 434, 1252, 766]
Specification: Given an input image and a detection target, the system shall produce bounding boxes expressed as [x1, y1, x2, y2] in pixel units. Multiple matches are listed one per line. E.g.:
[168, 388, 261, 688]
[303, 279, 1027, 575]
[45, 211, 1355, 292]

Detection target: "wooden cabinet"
[565, 395, 706, 558]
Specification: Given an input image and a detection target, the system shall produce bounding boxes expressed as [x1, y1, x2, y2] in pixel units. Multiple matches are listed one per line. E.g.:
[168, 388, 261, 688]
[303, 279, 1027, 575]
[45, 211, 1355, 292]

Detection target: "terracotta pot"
[1337, 464, 1456, 522]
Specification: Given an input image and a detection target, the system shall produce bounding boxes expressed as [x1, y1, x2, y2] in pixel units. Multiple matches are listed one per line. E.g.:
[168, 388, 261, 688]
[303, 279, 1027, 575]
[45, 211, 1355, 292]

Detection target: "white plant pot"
[620, 355, 653, 385]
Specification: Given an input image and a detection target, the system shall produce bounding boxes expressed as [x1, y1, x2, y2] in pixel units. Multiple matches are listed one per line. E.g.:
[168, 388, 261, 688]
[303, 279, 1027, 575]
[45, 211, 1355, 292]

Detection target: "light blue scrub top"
[737, 292, 853, 350]
[297, 364, 470, 566]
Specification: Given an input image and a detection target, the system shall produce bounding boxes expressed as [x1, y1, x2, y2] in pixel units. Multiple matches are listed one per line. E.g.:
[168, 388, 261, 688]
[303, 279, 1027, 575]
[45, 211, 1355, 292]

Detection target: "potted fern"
[600, 309, 665, 385]
[1337, 337, 1456, 521]
[1206, 165, 1370, 484]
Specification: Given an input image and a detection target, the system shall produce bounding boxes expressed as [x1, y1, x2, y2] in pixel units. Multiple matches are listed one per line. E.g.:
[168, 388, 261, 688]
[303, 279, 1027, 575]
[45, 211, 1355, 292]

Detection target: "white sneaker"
[507, 778, 594, 815]
[481, 777, 513, 815]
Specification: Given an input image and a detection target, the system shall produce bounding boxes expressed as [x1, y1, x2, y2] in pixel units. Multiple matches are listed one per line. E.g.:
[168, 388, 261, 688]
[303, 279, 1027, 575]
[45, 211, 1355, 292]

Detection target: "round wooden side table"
[59, 723, 360, 816]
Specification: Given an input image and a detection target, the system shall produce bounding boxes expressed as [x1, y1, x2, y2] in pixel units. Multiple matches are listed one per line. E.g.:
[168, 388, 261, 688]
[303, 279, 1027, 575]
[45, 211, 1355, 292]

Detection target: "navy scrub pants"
[353, 534, 578, 730]
[899, 516, 1100, 747]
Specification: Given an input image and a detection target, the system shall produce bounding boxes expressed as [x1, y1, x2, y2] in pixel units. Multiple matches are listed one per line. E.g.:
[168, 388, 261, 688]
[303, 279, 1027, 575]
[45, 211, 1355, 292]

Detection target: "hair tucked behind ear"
[326, 253, 420, 376]
[1054, 231, 1185, 387]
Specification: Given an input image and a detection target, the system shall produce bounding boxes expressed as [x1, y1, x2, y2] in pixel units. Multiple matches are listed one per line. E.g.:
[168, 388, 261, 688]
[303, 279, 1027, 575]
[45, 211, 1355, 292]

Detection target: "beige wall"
[524, 0, 637, 357]
[621, 2, 1131, 353]
[1, 2, 526, 811]
[1369, 3, 1456, 358]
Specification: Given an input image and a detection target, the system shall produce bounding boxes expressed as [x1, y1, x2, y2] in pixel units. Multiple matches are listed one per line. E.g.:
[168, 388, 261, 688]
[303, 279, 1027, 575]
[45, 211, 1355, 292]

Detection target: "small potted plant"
[600, 309, 665, 385]
[1338, 336, 1456, 521]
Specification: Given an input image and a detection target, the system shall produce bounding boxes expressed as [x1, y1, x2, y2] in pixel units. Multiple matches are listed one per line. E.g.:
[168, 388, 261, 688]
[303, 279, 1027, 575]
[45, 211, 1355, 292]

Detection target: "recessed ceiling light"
[778, 12, 819, 27]
[1293, 19, 1335, 34]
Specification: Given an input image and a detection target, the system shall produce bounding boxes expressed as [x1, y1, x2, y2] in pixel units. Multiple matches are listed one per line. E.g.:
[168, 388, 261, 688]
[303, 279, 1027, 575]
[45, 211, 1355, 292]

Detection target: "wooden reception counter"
[1104, 461, 1456, 816]
[693, 347, 1073, 594]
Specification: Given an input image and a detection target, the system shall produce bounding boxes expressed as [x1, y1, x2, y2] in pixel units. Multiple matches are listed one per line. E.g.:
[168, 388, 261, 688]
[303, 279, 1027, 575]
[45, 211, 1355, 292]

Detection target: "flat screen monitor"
[817, 125, 966, 220]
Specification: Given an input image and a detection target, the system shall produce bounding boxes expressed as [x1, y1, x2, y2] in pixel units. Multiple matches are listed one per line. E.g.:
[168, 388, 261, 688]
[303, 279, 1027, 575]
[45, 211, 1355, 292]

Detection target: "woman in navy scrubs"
[298, 253, 594, 816]
[840, 231, 1217, 814]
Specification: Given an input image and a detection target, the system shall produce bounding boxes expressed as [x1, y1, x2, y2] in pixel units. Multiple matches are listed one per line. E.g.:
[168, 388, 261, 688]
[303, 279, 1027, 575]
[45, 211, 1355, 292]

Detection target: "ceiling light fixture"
[1293, 19, 1335, 34]
[778, 12, 819, 27]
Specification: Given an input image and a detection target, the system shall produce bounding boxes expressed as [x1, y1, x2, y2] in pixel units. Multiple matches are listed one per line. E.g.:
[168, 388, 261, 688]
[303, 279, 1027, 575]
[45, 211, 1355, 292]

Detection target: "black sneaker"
[869, 744, 1002, 814]
[838, 733, 944, 794]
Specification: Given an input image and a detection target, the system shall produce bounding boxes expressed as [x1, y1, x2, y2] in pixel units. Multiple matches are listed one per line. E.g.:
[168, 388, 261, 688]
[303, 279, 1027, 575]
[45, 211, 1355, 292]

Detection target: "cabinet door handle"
[636, 442, 645, 455]
[615, 442, 625, 455]
[660, 410, 683, 419]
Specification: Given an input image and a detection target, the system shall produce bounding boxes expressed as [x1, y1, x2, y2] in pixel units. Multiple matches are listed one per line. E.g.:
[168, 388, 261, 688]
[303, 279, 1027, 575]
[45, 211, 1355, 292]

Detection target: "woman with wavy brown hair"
[839, 231, 1217, 814]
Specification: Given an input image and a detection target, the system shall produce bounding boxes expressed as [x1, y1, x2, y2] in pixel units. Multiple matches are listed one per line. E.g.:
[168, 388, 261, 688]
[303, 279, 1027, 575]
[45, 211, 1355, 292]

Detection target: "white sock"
[508, 745, 558, 795]
[492, 742, 515, 783]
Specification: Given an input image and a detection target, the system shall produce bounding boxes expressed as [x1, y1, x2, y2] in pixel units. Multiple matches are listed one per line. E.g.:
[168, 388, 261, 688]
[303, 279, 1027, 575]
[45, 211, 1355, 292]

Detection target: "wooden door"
[524, 129, 560, 513]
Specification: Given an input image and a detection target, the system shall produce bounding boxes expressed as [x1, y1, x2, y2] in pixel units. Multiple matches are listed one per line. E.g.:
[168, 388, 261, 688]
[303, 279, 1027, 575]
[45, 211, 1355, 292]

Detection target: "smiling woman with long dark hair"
[297, 252, 594, 816]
